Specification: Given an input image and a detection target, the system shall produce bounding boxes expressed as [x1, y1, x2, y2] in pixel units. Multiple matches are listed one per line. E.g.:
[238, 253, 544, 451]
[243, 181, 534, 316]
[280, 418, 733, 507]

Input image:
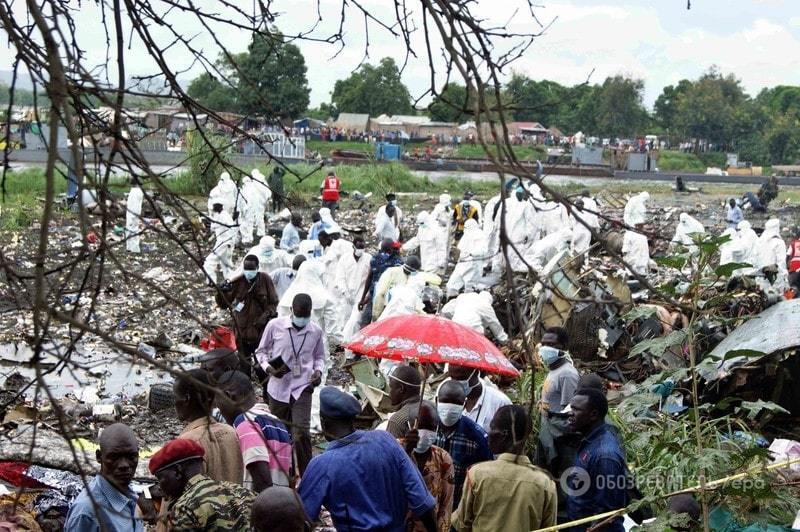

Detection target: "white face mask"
[414, 429, 438, 454]
[437, 402, 464, 427]
[453, 369, 477, 395]
[354, 248, 364, 258]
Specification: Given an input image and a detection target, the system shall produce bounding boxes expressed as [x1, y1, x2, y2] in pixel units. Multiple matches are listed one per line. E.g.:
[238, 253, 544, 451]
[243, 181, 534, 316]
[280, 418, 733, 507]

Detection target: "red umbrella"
[345, 314, 520, 378]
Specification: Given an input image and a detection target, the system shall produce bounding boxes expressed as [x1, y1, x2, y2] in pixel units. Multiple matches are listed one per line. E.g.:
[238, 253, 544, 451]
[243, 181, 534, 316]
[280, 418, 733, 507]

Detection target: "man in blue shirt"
[299, 386, 437, 532]
[357, 239, 404, 323]
[65, 423, 145, 531]
[435, 380, 494, 510]
[565, 388, 629, 532]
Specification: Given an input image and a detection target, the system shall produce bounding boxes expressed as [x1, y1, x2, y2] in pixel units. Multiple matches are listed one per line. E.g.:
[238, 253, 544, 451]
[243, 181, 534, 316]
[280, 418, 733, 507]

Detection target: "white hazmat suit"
[755, 218, 788, 292]
[440, 291, 508, 343]
[335, 248, 373, 343]
[240, 236, 291, 274]
[671, 213, 706, 253]
[623, 192, 650, 227]
[446, 219, 488, 297]
[125, 185, 143, 253]
[207, 172, 237, 215]
[402, 211, 447, 273]
[622, 230, 650, 276]
[203, 207, 237, 282]
[735, 221, 759, 266]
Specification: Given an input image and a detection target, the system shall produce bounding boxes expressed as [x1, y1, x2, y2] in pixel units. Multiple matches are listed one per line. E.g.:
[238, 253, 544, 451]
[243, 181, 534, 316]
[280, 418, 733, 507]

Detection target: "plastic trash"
[137, 342, 156, 357]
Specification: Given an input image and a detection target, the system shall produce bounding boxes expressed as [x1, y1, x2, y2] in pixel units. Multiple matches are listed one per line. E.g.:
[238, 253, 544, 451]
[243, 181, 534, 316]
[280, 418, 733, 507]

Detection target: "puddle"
[0, 341, 181, 402]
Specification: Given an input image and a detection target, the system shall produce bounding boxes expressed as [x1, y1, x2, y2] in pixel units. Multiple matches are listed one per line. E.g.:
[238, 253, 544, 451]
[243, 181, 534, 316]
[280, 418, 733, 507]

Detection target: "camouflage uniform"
[169, 474, 254, 531]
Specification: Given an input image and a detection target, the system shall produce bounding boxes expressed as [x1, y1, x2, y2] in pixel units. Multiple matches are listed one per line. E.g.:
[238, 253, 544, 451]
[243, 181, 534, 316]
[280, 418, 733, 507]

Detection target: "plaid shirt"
[436, 416, 493, 509]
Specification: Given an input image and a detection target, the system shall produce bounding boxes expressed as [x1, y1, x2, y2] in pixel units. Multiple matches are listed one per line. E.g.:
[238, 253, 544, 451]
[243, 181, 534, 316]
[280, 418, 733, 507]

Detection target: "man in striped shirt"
[217, 370, 292, 491]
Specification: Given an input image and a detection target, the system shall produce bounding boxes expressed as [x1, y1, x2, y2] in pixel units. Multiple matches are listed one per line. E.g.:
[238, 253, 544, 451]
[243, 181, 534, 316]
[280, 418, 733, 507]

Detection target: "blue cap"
[319, 386, 361, 420]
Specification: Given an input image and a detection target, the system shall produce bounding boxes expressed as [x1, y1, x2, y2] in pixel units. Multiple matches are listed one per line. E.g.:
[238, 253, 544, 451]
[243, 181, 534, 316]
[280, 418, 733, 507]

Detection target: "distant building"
[331, 113, 370, 132]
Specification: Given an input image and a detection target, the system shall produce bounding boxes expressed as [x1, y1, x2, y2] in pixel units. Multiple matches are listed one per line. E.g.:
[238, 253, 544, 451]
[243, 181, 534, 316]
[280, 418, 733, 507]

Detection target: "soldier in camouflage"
[149, 438, 254, 531]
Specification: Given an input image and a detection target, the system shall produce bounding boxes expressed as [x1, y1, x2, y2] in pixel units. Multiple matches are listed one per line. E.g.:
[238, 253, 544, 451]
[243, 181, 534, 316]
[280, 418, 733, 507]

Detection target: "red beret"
[391, 241, 403, 249]
[148, 439, 205, 474]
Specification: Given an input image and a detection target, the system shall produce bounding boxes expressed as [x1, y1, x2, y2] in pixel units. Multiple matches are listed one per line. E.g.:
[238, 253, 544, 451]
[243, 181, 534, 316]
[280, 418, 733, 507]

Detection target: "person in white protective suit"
[755, 218, 789, 292]
[440, 291, 508, 344]
[524, 228, 573, 273]
[320, 224, 353, 288]
[622, 226, 650, 276]
[446, 218, 489, 297]
[402, 211, 447, 273]
[671, 213, 706, 252]
[250, 169, 271, 237]
[431, 193, 453, 227]
[276, 260, 341, 432]
[239, 235, 291, 275]
[735, 220, 759, 266]
[718, 228, 739, 266]
[335, 237, 372, 344]
[203, 201, 237, 283]
[374, 203, 401, 242]
[377, 275, 427, 322]
[125, 180, 144, 253]
[498, 186, 541, 273]
[207, 171, 237, 215]
[536, 198, 570, 238]
[623, 192, 649, 227]
[237, 174, 263, 245]
[570, 192, 601, 256]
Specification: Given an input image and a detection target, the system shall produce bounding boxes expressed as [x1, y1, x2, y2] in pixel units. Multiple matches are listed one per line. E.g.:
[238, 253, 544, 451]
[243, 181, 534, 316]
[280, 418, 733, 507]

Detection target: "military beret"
[148, 438, 205, 474]
[319, 386, 361, 420]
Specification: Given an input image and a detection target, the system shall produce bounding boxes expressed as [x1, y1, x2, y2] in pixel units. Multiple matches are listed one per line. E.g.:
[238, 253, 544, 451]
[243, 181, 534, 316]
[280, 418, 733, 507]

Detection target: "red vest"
[789, 239, 800, 273]
[322, 176, 341, 201]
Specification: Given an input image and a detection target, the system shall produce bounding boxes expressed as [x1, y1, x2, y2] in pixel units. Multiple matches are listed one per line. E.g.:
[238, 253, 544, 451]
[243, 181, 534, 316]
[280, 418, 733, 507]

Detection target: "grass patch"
[657, 150, 729, 173]
[455, 144, 548, 161]
[307, 140, 426, 158]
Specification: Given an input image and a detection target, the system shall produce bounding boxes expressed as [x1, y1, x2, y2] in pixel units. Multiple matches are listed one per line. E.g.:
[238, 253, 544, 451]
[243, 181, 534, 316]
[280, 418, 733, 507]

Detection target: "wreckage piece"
[698, 299, 800, 414]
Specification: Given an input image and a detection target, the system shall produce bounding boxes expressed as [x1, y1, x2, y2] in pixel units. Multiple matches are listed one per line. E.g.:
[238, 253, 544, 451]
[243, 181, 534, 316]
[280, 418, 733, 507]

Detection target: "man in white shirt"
[445, 364, 511, 432]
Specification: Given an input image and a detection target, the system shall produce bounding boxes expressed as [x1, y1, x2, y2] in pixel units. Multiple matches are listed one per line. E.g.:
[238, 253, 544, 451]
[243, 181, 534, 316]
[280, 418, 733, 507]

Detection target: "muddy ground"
[1, 182, 798, 448]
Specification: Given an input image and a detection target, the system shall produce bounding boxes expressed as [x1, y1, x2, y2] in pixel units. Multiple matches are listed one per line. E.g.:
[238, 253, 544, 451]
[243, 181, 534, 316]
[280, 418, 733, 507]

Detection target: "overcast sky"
[3, 0, 800, 110]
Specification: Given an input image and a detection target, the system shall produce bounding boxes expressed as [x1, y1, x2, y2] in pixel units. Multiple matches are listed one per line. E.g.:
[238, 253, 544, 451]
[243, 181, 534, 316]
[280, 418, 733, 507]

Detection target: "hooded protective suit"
[537, 200, 570, 238]
[622, 229, 650, 276]
[203, 207, 237, 282]
[524, 228, 572, 273]
[571, 196, 600, 255]
[446, 219, 489, 297]
[672, 213, 706, 252]
[241, 236, 291, 274]
[378, 276, 427, 322]
[237, 175, 264, 245]
[718, 228, 738, 266]
[336, 247, 373, 343]
[125, 185, 143, 253]
[440, 291, 508, 343]
[735, 220, 759, 266]
[431, 193, 452, 227]
[319, 207, 336, 230]
[755, 218, 788, 291]
[207, 172, 237, 215]
[247, 169, 270, 238]
[623, 192, 650, 227]
[402, 211, 446, 273]
[321, 227, 354, 287]
[503, 195, 541, 273]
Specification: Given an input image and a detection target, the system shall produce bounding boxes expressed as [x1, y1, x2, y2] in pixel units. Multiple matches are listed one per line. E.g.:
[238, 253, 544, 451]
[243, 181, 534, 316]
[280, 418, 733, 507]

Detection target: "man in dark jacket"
[215, 254, 279, 376]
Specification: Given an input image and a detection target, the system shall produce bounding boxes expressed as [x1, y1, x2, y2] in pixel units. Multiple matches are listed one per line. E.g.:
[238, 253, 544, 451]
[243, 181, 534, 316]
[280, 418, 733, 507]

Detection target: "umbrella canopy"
[345, 315, 520, 378]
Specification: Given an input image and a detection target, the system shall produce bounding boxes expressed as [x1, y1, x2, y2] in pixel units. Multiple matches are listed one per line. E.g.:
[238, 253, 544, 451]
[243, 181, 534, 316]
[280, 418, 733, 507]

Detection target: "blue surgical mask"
[454, 370, 477, 395]
[243, 270, 257, 281]
[292, 315, 311, 328]
[354, 248, 364, 258]
[437, 402, 464, 427]
[414, 428, 438, 454]
[263, 250, 273, 258]
[540, 345, 561, 367]
[391, 200, 397, 206]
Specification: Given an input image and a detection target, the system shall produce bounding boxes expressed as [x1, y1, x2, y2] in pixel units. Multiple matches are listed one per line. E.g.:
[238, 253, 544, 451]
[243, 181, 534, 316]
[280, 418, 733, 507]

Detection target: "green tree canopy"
[331, 58, 413, 116]
[187, 72, 238, 113]
[237, 33, 310, 118]
[428, 83, 470, 122]
[674, 68, 748, 146]
[593, 75, 649, 137]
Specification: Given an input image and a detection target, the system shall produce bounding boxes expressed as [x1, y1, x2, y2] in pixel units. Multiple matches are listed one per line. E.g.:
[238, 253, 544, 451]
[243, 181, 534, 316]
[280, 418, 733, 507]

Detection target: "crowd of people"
[88, 169, 800, 531]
